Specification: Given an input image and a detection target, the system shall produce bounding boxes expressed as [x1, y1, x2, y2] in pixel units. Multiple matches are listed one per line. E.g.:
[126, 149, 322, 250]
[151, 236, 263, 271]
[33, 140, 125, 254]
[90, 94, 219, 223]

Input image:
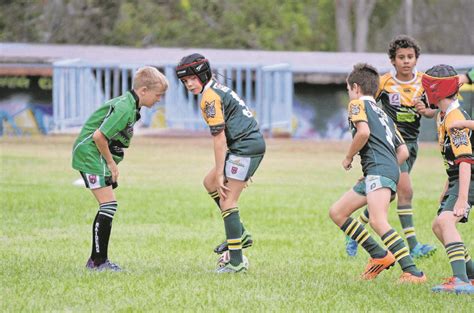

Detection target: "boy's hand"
[414, 99, 427, 115]
[216, 173, 230, 199]
[449, 120, 467, 130]
[453, 198, 468, 218]
[342, 156, 353, 170]
[108, 161, 119, 182]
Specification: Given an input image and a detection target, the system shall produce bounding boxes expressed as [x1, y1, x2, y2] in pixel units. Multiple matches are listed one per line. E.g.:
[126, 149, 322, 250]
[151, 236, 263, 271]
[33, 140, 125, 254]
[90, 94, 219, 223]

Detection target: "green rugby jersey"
[348, 96, 400, 183]
[377, 71, 425, 142]
[72, 90, 141, 176]
[200, 79, 265, 156]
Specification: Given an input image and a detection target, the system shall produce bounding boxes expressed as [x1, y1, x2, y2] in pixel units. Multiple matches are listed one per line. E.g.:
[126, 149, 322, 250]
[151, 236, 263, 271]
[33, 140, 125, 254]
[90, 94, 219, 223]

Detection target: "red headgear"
[421, 65, 459, 107]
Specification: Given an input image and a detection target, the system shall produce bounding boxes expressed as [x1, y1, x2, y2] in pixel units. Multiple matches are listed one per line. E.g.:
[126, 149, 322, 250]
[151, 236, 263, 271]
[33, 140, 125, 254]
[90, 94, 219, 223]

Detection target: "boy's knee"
[431, 218, 439, 233]
[203, 175, 213, 191]
[329, 204, 344, 225]
[434, 213, 455, 230]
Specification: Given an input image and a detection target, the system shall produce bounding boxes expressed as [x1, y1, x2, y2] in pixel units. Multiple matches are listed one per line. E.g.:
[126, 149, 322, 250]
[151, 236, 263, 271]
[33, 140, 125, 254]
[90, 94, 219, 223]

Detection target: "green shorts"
[224, 153, 264, 182]
[437, 180, 474, 223]
[400, 141, 418, 173]
[353, 175, 397, 196]
[80, 172, 118, 190]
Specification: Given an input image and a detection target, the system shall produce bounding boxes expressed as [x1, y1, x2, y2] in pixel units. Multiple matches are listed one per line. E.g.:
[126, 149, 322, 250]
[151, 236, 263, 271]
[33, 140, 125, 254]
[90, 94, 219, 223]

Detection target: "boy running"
[422, 65, 474, 294]
[329, 63, 426, 283]
[346, 35, 436, 258]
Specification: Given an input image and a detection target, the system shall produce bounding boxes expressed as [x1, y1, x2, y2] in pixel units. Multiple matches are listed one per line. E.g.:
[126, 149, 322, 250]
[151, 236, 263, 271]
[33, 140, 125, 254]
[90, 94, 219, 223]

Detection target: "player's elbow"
[357, 127, 370, 140]
[397, 145, 409, 165]
[92, 129, 105, 143]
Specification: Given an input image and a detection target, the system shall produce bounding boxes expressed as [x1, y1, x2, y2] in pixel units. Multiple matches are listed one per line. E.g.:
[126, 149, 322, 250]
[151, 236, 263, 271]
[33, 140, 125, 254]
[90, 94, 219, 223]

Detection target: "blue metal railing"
[52, 60, 293, 134]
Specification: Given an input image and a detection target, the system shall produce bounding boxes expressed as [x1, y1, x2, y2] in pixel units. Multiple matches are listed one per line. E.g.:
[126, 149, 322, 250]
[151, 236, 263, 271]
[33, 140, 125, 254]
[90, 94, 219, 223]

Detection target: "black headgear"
[176, 53, 212, 89]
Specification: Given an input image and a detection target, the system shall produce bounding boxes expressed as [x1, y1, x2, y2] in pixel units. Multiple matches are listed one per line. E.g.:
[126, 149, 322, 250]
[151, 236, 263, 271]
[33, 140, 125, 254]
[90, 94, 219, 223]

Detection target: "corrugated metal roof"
[1, 42, 472, 74]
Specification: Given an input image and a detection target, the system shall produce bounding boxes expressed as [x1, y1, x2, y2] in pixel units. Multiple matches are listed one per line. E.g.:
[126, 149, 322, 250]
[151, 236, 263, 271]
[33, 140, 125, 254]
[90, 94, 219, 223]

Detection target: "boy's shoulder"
[202, 81, 230, 103]
[107, 91, 136, 110]
[379, 72, 394, 87]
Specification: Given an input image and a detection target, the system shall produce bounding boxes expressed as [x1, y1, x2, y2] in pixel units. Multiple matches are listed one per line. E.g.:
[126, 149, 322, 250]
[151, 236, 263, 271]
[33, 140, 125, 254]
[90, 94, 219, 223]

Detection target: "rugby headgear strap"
[176, 53, 212, 93]
[421, 64, 459, 107]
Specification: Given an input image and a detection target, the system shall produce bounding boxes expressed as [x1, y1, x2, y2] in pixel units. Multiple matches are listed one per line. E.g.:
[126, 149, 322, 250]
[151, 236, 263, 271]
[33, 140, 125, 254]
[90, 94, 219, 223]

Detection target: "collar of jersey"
[129, 89, 140, 109]
[445, 99, 460, 116]
[202, 79, 214, 92]
[390, 68, 418, 85]
[359, 95, 376, 103]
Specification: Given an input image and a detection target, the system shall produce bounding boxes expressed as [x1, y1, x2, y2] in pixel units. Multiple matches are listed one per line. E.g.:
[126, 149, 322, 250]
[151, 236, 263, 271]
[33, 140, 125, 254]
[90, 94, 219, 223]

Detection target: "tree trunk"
[354, 0, 376, 52]
[335, 0, 353, 51]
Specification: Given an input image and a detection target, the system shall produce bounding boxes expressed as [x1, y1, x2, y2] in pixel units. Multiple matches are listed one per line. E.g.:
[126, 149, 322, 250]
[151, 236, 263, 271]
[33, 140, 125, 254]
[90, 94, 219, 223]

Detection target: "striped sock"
[445, 242, 469, 282]
[210, 190, 247, 234]
[208, 190, 220, 208]
[91, 201, 117, 265]
[382, 229, 420, 275]
[222, 207, 243, 266]
[341, 217, 386, 258]
[465, 247, 474, 280]
[397, 205, 418, 250]
[357, 208, 369, 225]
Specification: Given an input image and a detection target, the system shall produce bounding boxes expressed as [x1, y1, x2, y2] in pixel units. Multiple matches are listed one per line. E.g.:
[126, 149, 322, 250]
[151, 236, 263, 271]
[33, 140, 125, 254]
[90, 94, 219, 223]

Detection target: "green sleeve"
[99, 106, 131, 139]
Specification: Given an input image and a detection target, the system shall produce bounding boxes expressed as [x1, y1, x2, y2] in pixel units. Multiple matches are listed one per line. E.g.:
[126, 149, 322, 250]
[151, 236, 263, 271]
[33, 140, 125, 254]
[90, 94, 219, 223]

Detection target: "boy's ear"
[137, 86, 148, 95]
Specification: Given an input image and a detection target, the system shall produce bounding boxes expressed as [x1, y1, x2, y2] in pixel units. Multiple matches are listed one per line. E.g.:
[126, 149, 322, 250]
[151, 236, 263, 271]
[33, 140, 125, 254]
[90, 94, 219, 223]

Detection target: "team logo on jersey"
[89, 175, 97, 184]
[350, 103, 360, 116]
[389, 93, 401, 106]
[205, 100, 216, 118]
[451, 129, 469, 148]
[231, 166, 238, 174]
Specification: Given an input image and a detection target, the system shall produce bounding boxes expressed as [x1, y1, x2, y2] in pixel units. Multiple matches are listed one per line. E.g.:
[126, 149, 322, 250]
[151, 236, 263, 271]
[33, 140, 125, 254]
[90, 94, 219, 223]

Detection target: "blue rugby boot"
[432, 277, 474, 294]
[345, 236, 358, 257]
[410, 243, 437, 259]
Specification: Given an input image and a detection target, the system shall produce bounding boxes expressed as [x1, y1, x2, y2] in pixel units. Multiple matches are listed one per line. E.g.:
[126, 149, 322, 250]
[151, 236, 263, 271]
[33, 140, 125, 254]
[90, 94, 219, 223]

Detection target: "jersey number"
[230, 91, 253, 118]
[373, 104, 394, 148]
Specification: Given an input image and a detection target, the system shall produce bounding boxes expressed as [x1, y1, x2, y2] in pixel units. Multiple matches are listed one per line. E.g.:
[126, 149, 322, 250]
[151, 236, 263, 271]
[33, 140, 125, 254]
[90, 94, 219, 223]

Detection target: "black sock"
[90, 201, 117, 265]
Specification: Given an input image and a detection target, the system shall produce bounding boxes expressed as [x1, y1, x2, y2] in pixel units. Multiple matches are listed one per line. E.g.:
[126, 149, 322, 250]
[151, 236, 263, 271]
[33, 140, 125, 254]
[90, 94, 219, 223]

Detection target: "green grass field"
[1, 136, 473, 312]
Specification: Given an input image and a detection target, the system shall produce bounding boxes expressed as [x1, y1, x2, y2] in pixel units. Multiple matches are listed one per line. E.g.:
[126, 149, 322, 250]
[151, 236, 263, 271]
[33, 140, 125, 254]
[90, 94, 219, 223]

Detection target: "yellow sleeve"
[445, 110, 472, 158]
[348, 99, 367, 123]
[200, 88, 225, 135]
[375, 73, 390, 100]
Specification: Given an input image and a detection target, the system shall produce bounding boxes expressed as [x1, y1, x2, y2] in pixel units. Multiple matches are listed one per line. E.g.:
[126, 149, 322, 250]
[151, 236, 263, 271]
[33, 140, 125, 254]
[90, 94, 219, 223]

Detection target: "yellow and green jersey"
[377, 71, 425, 142]
[200, 79, 265, 156]
[348, 96, 402, 183]
[437, 100, 474, 182]
[72, 91, 141, 176]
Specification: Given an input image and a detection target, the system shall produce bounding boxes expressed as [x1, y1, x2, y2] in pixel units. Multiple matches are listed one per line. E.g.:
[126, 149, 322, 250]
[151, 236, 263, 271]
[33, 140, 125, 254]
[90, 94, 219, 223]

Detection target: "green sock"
[209, 191, 247, 235]
[357, 208, 369, 225]
[341, 217, 386, 258]
[445, 242, 469, 282]
[397, 205, 418, 251]
[465, 247, 474, 280]
[222, 208, 243, 266]
[208, 190, 220, 208]
[382, 229, 421, 276]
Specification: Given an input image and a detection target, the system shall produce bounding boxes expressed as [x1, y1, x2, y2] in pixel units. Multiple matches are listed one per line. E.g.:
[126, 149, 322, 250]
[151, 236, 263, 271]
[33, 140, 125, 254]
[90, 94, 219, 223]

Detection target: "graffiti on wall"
[0, 75, 53, 135]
